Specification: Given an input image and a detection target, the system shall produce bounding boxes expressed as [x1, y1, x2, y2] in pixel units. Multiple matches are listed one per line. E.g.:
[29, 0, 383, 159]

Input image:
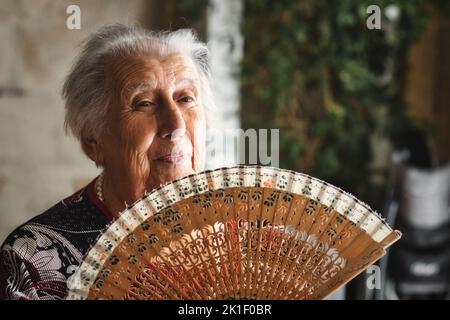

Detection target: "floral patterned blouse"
[0, 177, 114, 300]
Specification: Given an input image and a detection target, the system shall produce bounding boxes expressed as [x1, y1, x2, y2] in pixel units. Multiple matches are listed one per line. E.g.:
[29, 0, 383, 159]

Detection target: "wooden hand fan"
[66, 166, 401, 300]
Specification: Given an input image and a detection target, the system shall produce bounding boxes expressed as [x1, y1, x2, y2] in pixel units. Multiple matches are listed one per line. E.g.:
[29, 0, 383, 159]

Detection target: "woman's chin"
[148, 161, 194, 188]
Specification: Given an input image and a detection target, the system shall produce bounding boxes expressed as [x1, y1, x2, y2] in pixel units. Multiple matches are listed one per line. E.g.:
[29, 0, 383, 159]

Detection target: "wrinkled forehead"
[105, 53, 200, 96]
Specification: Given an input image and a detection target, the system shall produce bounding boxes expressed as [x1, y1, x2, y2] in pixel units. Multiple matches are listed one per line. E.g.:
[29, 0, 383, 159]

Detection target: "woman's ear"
[81, 135, 104, 167]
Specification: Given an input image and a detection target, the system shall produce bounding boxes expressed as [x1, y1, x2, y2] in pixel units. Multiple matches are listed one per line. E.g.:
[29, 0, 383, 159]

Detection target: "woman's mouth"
[156, 151, 191, 164]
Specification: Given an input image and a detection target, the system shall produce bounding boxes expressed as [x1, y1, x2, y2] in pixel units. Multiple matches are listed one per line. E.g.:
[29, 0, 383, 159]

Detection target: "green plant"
[241, 0, 448, 194]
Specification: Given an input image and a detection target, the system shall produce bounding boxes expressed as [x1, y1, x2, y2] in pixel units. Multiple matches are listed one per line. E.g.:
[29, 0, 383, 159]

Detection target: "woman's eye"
[134, 100, 154, 108]
[178, 96, 195, 104]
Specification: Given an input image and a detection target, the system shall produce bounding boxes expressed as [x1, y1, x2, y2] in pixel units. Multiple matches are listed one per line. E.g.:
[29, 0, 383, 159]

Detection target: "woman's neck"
[100, 172, 137, 217]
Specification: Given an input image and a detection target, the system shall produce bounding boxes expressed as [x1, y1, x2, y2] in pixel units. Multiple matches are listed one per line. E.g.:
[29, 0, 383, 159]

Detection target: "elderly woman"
[0, 24, 213, 299]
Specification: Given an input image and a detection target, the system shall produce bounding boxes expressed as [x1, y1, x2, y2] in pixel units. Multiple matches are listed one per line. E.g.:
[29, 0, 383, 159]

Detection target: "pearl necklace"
[96, 173, 104, 202]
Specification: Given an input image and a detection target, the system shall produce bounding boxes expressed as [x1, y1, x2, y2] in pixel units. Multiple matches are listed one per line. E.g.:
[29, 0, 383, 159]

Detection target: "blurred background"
[0, 0, 449, 299]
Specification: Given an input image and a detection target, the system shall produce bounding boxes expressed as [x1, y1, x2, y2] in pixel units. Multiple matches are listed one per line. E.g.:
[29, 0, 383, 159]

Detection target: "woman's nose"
[158, 99, 186, 140]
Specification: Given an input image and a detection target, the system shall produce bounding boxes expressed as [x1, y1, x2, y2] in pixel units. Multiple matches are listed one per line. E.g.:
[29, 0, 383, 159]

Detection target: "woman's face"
[98, 53, 206, 203]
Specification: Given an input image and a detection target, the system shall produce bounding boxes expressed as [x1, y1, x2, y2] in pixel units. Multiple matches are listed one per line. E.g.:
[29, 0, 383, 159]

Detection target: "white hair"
[62, 23, 214, 147]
